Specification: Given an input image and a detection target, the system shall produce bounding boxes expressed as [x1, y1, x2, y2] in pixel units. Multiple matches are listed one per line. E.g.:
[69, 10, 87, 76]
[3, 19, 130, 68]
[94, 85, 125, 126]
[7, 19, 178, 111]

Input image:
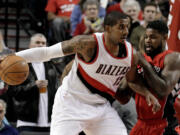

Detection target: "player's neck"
[104, 33, 120, 56]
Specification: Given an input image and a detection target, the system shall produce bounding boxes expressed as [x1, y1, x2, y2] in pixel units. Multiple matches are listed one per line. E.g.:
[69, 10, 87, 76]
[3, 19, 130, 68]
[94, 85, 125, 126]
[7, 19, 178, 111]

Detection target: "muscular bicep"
[161, 53, 180, 93]
[61, 35, 96, 57]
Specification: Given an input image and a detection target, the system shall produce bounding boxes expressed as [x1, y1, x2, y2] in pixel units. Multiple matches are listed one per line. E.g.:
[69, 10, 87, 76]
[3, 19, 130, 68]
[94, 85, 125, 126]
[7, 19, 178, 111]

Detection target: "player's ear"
[104, 25, 111, 32]
[163, 33, 168, 40]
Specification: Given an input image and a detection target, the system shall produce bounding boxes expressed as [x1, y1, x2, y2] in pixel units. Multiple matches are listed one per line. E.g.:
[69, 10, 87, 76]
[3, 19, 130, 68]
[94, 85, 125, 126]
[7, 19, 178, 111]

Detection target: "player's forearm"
[139, 56, 167, 97]
[128, 81, 149, 97]
[16, 42, 64, 63]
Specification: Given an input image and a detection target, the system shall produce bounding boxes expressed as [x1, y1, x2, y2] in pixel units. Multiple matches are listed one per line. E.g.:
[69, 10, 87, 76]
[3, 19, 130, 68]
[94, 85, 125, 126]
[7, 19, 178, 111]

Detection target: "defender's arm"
[126, 49, 161, 112]
[140, 52, 180, 98]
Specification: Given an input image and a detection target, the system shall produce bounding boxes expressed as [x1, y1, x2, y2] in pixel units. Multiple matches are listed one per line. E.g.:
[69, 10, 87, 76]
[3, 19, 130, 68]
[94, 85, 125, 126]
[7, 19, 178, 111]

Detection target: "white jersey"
[61, 33, 133, 104]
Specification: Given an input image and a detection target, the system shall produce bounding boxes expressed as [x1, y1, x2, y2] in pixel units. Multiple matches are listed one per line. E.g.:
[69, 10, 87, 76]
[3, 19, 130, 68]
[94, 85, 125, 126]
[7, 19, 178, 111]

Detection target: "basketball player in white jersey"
[14, 11, 160, 135]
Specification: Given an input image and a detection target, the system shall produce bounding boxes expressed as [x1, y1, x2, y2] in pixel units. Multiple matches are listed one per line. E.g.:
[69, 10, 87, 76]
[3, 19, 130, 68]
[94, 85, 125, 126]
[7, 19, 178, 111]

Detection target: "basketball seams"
[1, 60, 27, 77]
[0, 55, 29, 85]
[4, 74, 21, 84]
[5, 73, 28, 81]
[3, 71, 28, 85]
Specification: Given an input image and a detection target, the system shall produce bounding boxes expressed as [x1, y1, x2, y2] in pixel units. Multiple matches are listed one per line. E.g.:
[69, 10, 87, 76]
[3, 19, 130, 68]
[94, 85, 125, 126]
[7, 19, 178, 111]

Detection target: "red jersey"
[167, 0, 180, 52]
[136, 50, 173, 120]
[45, 0, 79, 17]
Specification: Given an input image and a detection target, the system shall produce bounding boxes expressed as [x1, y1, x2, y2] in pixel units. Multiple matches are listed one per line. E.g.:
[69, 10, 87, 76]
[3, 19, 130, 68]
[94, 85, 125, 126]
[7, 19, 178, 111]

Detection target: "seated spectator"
[8, 33, 60, 133]
[0, 99, 19, 135]
[122, 0, 142, 23]
[70, 0, 106, 36]
[45, 0, 79, 44]
[73, 0, 104, 36]
[130, 2, 157, 50]
[107, 0, 142, 22]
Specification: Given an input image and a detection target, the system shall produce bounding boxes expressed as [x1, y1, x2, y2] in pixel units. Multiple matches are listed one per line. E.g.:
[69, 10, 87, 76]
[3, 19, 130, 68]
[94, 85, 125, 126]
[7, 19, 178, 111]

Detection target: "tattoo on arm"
[61, 35, 96, 56]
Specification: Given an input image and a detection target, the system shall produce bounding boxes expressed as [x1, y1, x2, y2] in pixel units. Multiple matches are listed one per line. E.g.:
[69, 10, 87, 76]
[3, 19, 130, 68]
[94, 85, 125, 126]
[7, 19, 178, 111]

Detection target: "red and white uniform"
[50, 33, 133, 135]
[130, 51, 173, 135]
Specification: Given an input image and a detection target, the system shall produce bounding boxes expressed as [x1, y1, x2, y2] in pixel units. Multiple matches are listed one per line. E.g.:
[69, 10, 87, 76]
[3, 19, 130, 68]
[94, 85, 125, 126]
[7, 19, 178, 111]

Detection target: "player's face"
[109, 18, 129, 44]
[144, 28, 164, 56]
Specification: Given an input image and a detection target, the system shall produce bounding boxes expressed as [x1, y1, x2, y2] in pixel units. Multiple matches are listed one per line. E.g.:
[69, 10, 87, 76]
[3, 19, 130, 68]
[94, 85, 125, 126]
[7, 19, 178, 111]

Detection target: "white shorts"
[50, 87, 128, 135]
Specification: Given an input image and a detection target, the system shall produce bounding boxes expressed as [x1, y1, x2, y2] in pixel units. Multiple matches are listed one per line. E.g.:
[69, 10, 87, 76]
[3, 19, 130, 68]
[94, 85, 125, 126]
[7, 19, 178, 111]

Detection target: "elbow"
[154, 86, 170, 99]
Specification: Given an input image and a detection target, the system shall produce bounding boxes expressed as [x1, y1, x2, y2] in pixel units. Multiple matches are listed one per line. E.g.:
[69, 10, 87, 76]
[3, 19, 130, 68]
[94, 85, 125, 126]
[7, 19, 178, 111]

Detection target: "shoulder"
[164, 52, 180, 69]
[72, 35, 96, 46]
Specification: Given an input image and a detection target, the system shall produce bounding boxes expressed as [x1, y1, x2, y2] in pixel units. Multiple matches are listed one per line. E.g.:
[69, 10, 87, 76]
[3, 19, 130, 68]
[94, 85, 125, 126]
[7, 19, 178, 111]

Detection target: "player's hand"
[136, 51, 150, 66]
[145, 92, 161, 114]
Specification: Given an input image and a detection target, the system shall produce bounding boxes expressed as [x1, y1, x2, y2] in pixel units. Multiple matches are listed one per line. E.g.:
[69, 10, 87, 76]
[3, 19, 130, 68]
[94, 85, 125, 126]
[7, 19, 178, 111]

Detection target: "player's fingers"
[152, 101, 161, 114]
[146, 96, 151, 106]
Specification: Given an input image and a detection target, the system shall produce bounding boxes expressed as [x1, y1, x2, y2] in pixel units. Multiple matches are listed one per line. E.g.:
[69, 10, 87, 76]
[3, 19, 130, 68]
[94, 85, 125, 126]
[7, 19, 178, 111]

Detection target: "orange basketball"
[0, 55, 29, 85]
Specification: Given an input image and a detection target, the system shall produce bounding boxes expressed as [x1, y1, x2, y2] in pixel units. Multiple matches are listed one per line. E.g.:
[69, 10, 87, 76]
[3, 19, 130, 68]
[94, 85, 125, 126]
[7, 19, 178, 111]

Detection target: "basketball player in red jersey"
[129, 20, 180, 135]
[4, 11, 159, 135]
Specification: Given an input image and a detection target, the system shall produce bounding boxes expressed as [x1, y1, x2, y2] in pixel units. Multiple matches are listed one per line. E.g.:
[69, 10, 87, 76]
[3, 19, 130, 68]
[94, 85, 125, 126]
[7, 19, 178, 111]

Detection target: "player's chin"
[145, 49, 152, 55]
[119, 39, 125, 43]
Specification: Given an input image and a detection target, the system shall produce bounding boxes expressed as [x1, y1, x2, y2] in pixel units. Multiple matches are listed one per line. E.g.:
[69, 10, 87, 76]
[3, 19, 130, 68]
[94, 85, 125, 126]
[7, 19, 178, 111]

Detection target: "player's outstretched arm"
[139, 52, 180, 98]
[16, 35, 96, 63]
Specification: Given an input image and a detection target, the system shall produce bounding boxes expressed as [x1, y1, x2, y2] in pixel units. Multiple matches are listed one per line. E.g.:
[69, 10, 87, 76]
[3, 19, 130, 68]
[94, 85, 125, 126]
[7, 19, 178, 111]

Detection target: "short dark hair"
[143, 2, 157, 11]
[146, 20, 168, 35]
[104, 11, 128, 27]
[83, 0, 99, 11]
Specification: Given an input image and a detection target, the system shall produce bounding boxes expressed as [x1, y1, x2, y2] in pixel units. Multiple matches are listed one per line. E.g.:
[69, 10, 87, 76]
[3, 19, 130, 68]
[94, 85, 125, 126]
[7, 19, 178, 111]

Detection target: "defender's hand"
[146, 92, 161, 114]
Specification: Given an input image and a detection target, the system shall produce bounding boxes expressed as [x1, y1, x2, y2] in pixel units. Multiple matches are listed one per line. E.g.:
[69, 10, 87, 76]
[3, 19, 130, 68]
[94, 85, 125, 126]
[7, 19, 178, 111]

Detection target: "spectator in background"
[73, 0, 104, 36]
[8, 33, 60, 133]
[70, 0, 106, 36]
[122, 0, 142, 23]
[107, 0, 142, 22]
[45, 0, 79, 44]
[130, 2, 157, 50]
[0, 99, 19, 135]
